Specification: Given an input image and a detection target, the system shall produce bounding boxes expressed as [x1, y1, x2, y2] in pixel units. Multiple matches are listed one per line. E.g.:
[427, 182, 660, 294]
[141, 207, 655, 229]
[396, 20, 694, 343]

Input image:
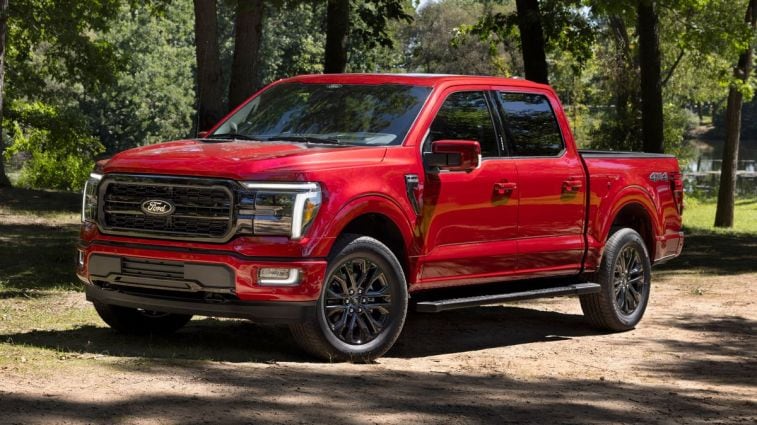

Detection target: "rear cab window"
[497, 92, 564, 157]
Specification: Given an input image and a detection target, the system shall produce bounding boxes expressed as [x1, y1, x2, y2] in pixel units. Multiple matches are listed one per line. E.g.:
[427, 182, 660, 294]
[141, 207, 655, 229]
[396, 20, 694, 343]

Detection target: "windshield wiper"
[202, 133, 260, 141]
[264, 134, 344, 145]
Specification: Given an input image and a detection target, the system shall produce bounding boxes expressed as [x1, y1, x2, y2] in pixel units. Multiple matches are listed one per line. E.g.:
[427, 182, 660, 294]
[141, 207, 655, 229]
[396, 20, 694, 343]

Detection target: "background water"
[684, 138, 757, 197]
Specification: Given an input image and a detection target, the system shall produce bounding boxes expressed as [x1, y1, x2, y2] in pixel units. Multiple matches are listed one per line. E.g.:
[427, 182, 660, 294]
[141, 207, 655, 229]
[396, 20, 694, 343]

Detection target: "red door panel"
[515, 156, 585, 272]
[420, 161, 519, 282]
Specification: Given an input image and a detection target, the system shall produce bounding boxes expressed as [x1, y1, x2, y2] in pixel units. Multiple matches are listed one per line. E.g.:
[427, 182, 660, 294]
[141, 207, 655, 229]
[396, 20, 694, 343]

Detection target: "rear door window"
[497, 92, 564, 157]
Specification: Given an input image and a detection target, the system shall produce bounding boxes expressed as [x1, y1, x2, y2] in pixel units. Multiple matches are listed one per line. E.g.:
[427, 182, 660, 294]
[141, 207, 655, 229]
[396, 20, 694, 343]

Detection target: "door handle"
[562, 178, 583, 192]
[494, 181, 517, 196]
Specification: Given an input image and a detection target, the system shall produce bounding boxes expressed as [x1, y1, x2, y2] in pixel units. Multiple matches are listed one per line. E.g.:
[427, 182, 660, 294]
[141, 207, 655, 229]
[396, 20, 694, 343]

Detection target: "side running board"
[414, 282, 601, 313]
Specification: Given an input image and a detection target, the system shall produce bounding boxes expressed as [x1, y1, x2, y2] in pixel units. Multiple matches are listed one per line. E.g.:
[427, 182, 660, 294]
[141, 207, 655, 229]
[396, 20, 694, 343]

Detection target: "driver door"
[419, 89, 519, 285]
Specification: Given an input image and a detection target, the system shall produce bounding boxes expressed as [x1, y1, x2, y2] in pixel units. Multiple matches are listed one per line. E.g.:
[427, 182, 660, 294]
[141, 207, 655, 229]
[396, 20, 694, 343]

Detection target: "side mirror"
[425, 140, 481, 172]
[197, 130, 209, 138]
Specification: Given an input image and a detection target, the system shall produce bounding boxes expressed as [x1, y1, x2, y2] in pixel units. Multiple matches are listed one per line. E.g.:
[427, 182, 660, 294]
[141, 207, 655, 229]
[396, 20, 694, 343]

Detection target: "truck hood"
[103, 139, 388, 180]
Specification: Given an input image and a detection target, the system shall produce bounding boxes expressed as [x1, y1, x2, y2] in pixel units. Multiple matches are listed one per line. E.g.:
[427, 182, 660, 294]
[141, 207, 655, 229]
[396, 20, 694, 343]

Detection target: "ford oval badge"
[141, 199, 175, 216]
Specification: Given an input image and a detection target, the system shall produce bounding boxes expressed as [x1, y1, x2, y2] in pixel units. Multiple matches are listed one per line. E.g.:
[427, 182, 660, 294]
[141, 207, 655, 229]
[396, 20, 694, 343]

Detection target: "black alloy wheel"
[289, 235, 408, 362]
[580, 228, 652, 331]
[323, 258, 393, 345]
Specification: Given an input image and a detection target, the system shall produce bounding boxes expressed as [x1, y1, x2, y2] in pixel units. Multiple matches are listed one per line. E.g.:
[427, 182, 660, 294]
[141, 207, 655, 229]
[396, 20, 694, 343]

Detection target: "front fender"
[313, 194, 418, 258]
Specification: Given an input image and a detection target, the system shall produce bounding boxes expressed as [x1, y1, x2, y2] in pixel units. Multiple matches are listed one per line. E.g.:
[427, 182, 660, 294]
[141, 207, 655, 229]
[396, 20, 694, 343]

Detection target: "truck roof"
[279, 73, 552, 91]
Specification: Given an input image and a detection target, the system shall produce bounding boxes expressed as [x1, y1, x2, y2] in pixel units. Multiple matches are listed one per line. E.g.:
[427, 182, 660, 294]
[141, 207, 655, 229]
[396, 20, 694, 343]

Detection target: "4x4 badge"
[140, 199, 175, 216]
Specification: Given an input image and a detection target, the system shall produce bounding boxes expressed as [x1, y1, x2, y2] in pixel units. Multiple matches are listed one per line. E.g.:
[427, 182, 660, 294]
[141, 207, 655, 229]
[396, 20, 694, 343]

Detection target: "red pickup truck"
[77, 74, 684, 361]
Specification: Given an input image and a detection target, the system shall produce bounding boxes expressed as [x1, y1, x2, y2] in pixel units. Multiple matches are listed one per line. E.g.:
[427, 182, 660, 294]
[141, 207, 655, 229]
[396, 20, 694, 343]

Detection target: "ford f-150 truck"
[76, 74, 684, 361]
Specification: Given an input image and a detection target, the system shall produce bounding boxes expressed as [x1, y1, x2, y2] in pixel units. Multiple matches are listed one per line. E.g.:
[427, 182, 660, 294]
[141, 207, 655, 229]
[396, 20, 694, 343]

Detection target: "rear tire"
[93, 301, 192, 335]
[580, 228, 652, 331]
[290, 235, 408, 362]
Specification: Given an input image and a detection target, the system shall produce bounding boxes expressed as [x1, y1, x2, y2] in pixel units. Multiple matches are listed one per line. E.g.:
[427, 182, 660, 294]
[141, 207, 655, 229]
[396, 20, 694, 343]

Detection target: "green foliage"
[401, 0, 514, 75]
[352, 0, 413, 50]
[3, 0, 756, 191]
[258, 1, 326, 82]
[6, 0, 124, 98]
[256, 0, 413, 81]
[5, 101, 104, 191]
[81, 0, 196, 153]
[3, 0, 132, 189]
[461, 0, 596, 76]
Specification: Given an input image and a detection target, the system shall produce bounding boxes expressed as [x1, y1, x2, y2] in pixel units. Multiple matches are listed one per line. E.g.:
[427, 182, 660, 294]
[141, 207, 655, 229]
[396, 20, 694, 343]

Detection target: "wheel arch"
[608, 202, 656, 260]
[320, 195, 417, 282]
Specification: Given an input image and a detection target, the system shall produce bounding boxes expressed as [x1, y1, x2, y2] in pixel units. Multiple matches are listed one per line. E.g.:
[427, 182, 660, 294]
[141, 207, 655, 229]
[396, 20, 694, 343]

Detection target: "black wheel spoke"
[364, 302, 391, 315]
[355, 315, 371, 342]
[326, 288, 342, 301]
[346, 313, 358, 343]
[361, 311, 382, 335]
[332, 275, 350, 296]
[344, 266, 358, 291]
[332, 311, 348, 333]
[325, 304, 346, 314]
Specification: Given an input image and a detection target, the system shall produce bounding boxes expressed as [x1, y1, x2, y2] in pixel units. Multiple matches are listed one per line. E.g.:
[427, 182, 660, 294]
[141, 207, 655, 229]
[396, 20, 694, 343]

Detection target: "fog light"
[258, 268, 301, 286]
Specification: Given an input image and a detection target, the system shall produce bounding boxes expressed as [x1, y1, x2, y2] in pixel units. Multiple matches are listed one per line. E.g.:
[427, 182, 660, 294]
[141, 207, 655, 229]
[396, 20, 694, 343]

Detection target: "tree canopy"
[0, 0, 754, 200]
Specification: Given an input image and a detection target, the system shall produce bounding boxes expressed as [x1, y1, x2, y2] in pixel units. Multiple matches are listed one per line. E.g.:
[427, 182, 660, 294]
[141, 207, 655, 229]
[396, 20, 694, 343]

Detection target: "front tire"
[93, 301, 192, 335]
[580, 228, 652, 331]
[290, 235, 408, 362]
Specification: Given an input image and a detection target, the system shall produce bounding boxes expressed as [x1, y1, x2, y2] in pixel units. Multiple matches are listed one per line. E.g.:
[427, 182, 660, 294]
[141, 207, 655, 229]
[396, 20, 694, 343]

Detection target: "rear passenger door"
[494, 90, 586, 274]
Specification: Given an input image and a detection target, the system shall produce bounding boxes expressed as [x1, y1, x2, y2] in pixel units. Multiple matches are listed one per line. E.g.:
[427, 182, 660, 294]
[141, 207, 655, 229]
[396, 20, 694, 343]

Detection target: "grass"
[682, 196, 757, 235]
[0, 187, 83, 293]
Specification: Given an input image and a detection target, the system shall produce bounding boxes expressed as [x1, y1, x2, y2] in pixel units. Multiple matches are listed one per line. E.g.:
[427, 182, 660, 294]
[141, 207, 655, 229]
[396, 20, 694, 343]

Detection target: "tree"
[1, 0, 125, 189]
[637, 0, 664, 153]
[464, 0, 594, 84]
[193, 0, 225, 131]
[715, 0, 756, 228]
[228, 0, 265, 109]
[0, 0, 10, 187]
[324, 0, 412, 74]
[403, 0, 514, 75]
[516, 0, 548, 83]
[324, 0, 350, 73]
[257, 1, 326, 81]
[84, 0, 196, 155]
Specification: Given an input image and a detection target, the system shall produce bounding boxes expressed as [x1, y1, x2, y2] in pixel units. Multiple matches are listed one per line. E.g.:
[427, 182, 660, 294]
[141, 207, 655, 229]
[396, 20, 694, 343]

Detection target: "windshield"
[209, 82, 432, 146]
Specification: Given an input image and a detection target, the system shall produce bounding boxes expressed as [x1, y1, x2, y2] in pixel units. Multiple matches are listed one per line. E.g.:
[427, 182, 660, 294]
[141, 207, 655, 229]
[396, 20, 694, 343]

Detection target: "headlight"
[240, 182, 322, 239]
[81, 173, 103, 223]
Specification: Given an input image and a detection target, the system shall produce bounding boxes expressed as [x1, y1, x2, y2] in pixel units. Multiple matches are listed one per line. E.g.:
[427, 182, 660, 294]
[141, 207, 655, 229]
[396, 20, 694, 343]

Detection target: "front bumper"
[77, 239, 328, 321]
[85, 284, 315, 323]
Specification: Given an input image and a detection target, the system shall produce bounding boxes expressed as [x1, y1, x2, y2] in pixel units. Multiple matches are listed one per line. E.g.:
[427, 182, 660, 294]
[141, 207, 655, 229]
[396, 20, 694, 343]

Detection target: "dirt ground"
[0, 265, 754, 424]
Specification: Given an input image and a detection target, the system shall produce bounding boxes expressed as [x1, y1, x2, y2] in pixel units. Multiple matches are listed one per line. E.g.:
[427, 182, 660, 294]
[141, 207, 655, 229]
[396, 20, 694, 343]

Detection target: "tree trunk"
[324, 0, 349, 73]
[228, 0, 264, 110]
[193, 0, 226, 132]
[0, 0, 11, 188]
[515, 0, 548, 84]
[609, 16, 634, 127]
[636, 0, 664, 153]
[714, 0, 756, 228]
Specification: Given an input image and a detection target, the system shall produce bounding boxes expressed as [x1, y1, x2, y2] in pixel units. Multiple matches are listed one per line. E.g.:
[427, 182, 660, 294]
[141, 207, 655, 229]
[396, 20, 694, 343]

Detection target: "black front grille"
[100, 176, 234, 241]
